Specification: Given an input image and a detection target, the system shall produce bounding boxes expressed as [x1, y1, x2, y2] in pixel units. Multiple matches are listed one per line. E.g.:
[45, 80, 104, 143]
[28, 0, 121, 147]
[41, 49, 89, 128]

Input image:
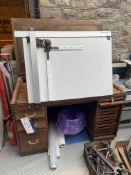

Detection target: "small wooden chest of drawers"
[11, 77, 48, 156]
[87, 84, 126, 141]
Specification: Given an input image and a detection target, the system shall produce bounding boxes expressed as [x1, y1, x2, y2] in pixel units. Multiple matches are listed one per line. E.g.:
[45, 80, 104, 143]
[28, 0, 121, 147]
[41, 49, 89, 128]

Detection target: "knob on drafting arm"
[44, 39, 51, 60]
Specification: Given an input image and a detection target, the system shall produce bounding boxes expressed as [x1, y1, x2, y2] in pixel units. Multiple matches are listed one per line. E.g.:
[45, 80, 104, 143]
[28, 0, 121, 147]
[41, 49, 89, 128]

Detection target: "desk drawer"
[15, 110, 46, 121]
[98, 93, 125, 104]
[18, 129, 48, 156]
[16, 118, 47, 132]
[13, 104, 45, 113]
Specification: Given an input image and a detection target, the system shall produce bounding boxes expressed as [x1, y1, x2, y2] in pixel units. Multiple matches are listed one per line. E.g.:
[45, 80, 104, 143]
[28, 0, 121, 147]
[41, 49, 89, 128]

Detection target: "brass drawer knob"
[111, 97, 114, 102]
[34, 123, 37, 128]
[28, 139, 39, 145]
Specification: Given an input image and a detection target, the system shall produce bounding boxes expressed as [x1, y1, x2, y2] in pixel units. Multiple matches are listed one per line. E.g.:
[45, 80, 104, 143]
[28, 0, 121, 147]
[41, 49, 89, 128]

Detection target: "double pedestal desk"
[11, 77, 125, 156]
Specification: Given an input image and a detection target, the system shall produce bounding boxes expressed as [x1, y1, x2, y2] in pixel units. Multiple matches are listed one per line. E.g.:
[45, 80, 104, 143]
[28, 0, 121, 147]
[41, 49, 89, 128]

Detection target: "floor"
[0, 141, 89, 175]
[0, 128, 131, 175]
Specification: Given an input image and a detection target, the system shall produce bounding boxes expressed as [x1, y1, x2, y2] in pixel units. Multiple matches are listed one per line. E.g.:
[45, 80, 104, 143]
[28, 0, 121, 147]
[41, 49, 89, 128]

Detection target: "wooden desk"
[11, 77, 125, 155]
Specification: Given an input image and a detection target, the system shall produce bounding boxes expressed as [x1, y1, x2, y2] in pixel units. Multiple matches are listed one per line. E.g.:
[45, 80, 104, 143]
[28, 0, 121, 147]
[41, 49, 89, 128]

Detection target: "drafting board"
[14, 31, 113, 103]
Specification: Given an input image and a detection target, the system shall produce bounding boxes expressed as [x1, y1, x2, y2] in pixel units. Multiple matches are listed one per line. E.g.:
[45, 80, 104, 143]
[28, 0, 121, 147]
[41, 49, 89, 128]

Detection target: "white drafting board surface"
[49, 37, 113, 100]
[15, 31, 113, 103]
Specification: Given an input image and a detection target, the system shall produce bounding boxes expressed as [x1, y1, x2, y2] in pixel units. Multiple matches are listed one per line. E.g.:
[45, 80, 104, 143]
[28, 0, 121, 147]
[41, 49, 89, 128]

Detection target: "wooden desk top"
[11, 77, 126, 106]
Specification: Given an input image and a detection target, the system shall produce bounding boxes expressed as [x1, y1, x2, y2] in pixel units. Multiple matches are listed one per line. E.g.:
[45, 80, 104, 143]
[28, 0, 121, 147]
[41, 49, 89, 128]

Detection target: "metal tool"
[93, 148, 124, 174]
[125, 137, 131, 166]
[127, 137, 131, 152]
[36, 38, 59, 60]
[98, 141, 115, 160]
[84, 140, 131, 175]
[87, 144, 127, 175]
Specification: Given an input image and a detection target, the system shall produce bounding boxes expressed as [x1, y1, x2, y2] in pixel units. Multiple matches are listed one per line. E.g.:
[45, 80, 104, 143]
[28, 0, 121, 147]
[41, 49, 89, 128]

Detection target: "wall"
[39, 0, 131, 62]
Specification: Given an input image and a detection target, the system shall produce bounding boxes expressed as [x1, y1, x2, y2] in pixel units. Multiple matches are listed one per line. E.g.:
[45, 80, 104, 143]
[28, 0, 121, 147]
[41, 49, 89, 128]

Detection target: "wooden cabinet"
[11, 77, 48, 156]
[94, 103, 123, 140]
[0, 0, 29, 48]
[87, 84, 125, 141]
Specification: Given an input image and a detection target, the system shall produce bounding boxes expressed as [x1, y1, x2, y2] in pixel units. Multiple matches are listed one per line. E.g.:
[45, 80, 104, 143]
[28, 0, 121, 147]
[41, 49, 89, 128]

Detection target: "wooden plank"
[99, 106, 120, 111]
[98, 94, 125, 103]
[113, 83, 125, 93]
[0, 6, 26, 18]
[0, 0, 24, 7]
[0, 1, 29, 48]
[11, 77, 22, 104]
[100, 110, 119, 115]
[12, 18, 102, 31]
[118, 147, 131, 173]
[114, 148, 129, 175]
[0, 20, 13, 48]
[115, 141, 129, 148]
[11, 18, 102, 76]
[0, 40, 13, 48]
[97, 113, 118, 119]
[93, 134, 115, 141]
[99, 100, 125, 107]
[96, 119, 117, 125]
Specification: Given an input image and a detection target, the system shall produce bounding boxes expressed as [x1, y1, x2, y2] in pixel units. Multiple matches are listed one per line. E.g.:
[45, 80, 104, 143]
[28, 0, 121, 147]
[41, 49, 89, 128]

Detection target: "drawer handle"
[25, 113, 36, 118]
[111, 97, 114, 102]
[28, 139, 39, 145]
[34, 123, 38, 128]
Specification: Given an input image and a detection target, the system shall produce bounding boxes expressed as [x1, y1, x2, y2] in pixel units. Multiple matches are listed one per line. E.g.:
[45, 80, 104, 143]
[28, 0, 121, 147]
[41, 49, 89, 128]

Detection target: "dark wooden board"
[0, 0, 24, 7]
[0, 1, 29, 48]
[11, 18, 102, 76]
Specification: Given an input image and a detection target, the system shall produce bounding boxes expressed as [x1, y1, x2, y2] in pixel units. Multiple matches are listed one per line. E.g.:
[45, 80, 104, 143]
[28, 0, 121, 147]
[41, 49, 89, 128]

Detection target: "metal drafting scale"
[14, 31, 113, 103]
